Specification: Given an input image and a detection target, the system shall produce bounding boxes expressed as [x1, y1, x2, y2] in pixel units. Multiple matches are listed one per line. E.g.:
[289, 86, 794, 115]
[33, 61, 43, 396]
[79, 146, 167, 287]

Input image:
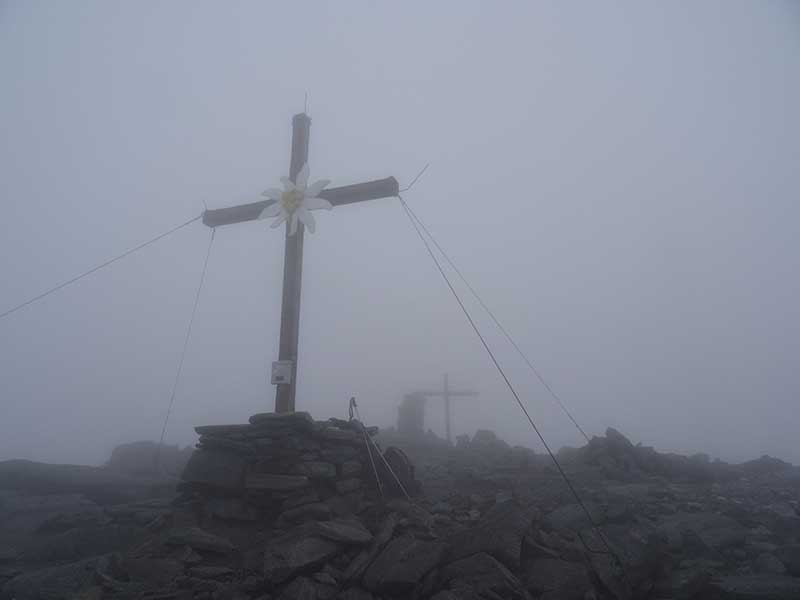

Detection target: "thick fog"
[1, 2, 798, 466]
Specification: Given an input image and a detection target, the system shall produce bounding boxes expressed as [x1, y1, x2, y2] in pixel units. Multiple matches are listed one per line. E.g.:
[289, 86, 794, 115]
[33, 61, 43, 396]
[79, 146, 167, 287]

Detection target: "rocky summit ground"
[2, 425, 800, 600]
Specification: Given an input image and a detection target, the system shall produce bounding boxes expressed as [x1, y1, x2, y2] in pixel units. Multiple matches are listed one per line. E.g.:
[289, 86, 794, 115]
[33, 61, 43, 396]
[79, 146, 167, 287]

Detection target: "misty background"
[1, 1, 798, 466]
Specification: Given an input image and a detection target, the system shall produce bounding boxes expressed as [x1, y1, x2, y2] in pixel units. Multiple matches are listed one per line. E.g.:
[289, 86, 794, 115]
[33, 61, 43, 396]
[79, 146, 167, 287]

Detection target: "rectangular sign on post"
[271, 360, 293, 385]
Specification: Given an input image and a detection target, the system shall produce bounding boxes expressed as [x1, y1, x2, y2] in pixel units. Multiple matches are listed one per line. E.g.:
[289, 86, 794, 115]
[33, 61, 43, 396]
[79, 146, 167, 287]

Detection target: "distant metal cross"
[418, 373, 478, 443]
[202, 113, 398, 413]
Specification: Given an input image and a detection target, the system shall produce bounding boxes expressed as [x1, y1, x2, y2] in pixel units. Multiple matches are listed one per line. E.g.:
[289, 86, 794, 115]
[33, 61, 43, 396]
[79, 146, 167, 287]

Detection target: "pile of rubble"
[556, 427, 799, 484]
[3, 420, 800, 599]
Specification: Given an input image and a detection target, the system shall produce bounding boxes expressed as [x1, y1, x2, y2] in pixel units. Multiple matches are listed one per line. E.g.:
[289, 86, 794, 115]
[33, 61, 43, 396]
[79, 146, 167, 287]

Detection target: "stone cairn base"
[179, 411, 394, 523]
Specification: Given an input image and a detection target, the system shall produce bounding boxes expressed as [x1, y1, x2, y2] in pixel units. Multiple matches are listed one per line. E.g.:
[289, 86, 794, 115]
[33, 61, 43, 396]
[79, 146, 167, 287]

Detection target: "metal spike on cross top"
[203, 113, 399, 413]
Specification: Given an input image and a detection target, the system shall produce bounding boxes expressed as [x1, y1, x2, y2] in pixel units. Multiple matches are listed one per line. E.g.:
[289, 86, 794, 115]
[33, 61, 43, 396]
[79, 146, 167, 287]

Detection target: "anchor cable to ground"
[399, 199, 590, 443]
[0, 214, 203, 322]
[397, 195, 627, 577]
[154, 228, 216, 474]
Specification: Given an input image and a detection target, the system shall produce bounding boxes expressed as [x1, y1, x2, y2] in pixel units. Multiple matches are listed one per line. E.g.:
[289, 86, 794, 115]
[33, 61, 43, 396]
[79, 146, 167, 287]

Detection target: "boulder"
[362, 535, 446, 593]
[264, 532, 340, 584]
[543, 502, 604, 531]
[344, 513, 398, 583]
[379, 447, 419, 497]
[523, 558, 593, 600]
[605, 427, 634, 449]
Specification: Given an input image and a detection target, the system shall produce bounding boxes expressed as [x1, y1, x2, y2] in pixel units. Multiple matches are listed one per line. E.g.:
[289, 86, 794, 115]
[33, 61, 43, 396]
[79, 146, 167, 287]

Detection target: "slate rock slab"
[309, 519, 373, 545]
[166, 527, 234, 554]
[439, 552, 530, 600]
[543, 501, 604, 531]
[523, 558, 593, 600]
[363, 534, 446, 593]
[264, 532, 340, 584]
[344, 512, 398, 583]
[246, 472, 310, 492]
[181, 450, 247, 491]
[250, 411, 315, 430]
[445, 500, 537, 569]
[277, 502, 332, 527]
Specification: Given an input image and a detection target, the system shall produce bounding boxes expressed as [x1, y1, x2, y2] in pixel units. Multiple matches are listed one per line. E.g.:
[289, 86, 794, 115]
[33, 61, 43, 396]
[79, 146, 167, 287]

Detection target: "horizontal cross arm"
[202, 176, 399, 228]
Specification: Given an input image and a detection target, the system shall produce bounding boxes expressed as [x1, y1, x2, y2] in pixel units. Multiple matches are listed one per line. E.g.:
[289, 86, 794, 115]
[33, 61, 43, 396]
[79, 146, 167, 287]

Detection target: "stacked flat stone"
[180, 412, 380, 521]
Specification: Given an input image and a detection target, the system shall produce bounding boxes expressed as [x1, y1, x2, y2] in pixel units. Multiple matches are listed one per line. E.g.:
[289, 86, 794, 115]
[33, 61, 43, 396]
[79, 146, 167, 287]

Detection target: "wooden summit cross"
[202, 112, 398, 413]
[418, 373, 478, 443]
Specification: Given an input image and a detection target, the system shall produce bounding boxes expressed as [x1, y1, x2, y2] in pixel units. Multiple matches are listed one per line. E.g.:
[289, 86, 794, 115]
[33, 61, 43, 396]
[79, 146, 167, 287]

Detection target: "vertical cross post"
[275, 113, 311, 413]
[444, 372, 451, 443]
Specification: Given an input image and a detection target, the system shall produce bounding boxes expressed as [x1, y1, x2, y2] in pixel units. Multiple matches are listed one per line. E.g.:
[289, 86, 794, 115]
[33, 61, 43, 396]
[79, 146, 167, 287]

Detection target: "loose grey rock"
[344, 512, 398, 583]
[277, 502, 332, 527]
[446, 500, 537, 569]
[166, 527, 234, 554]
[246, 472, 310, 492]
[249, 411, 315, 429]
[440, 552, 529, 600]
[776, 544, 800, 576]
[523, 558, 593, 600]
[1, 556, 103, 600]
[205, 495, 259, 521]
[705, 575, 800, 599]
[187, 566, 234, 580]
[340, 460, 362, 478]
[362, 534, 446, 593]
[278, 575, 337, 600]
[296, 461, 337, 480]
[335, 479, 362, 494]
[309, 519, 373, 545]
[263, 532, 340, 584]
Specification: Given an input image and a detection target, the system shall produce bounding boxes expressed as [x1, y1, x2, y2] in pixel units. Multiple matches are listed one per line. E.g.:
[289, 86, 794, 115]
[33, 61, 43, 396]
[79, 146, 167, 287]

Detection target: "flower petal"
[304, 196, 333, 211]
[295, 163, 310, 190]
[297, 206, 316, 233]
[261, 188, 283, 200]
[258, 202, 281, 219]
[280, 176, 295, 191]
[289, 211, 300, 235]
[305, 179, 331, 197]
[270, 211, 288, 229]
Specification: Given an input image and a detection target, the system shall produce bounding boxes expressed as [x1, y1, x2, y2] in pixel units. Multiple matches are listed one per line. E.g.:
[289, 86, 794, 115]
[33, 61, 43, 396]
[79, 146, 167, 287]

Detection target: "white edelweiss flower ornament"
[258, 164, 332, 235]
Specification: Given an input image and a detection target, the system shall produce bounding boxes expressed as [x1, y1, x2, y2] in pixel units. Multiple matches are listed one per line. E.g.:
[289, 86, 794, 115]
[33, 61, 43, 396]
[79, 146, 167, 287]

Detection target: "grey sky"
[1, 1, 798, 466]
